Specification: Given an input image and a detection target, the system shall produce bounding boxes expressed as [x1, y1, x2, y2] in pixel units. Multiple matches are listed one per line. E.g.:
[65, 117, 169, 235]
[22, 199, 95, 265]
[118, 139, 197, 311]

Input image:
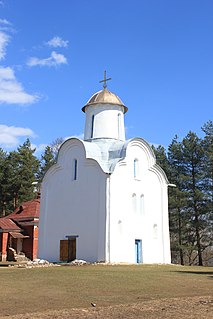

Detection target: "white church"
[38, 73, 171, 264]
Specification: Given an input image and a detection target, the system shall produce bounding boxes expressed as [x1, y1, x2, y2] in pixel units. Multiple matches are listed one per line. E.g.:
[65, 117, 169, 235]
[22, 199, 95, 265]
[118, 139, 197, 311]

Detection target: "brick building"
[0, 196, 40, 262]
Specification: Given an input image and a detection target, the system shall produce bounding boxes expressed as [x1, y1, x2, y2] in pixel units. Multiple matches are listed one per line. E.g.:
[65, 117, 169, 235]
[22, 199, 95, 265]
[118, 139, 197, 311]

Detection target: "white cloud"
[0, 19, 11, 25]
[27, 51, 67, 67]
[0, 66, 39, 104]
[31, 143, 48, 155]
[47, 36, 68, 48]
[0, 124, 35, 148]
[0, 31, 10, 60]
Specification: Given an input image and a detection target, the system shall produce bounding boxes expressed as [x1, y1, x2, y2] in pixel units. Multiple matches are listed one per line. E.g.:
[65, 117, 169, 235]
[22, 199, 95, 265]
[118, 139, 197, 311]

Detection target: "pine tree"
[167, 136, 189, 265]
[202, 120, 213, 209]
[38, 145, 55, 181]
[15, 139, 40, 204]
[152, 145, 169, 176]
[201, 121, 213, 262]
[0, 148, 7, 216]
[181, 131, 207, 266]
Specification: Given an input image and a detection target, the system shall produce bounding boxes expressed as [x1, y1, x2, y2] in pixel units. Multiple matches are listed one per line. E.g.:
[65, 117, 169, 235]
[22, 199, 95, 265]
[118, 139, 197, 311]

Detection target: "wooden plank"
[68, 239, 76, 262]
[60, 240, 68, 261]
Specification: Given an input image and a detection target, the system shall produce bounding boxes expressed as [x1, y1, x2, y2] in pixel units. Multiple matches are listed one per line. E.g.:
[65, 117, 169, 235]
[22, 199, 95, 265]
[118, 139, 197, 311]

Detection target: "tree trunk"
[178, 207, 184, 265]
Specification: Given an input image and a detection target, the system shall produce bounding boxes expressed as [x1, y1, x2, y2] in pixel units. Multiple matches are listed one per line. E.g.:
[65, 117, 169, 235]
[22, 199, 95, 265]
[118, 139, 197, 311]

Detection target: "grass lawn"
[0, 264, 212, 318]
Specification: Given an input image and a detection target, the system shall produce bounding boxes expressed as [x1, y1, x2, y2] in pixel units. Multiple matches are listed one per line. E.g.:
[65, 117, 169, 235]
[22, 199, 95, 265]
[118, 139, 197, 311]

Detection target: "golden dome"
[82, 89, 128, 113]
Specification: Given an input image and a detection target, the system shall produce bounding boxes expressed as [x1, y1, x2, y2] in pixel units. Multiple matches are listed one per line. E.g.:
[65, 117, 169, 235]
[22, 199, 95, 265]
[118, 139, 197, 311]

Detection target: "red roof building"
[0, 197, 40, 262]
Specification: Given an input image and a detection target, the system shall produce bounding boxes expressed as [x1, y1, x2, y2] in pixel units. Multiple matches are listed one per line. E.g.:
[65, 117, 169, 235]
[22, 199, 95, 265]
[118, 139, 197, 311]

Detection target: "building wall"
[39, 137, 171, 264]
[22, 226, 33, 259]
[108, 139, 171, 264]
[1, 232, 8, 262]
[33, 226, 39, 260]
[84, 104, 126, 140]
[38, 139, 107, 262]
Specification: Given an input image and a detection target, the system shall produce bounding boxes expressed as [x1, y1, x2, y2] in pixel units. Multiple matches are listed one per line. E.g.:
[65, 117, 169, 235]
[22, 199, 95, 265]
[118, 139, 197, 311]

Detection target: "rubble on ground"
[9, 258, 59, 268]
[61, 259, 89, 266]
[7, 248, 29, 263]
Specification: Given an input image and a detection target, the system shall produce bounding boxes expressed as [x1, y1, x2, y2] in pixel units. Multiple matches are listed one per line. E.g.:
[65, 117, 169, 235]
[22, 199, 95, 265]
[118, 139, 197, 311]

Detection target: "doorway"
[60, 238, 76, 262]
[135, 239, 142, 263]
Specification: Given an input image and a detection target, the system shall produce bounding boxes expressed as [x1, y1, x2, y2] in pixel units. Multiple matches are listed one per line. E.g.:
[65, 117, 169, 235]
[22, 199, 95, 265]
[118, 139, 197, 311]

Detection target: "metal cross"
[99, 70, 112, 89]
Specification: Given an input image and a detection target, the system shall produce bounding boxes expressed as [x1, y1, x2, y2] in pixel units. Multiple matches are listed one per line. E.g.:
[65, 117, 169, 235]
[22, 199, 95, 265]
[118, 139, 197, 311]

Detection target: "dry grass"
[0, 264, 212, 318]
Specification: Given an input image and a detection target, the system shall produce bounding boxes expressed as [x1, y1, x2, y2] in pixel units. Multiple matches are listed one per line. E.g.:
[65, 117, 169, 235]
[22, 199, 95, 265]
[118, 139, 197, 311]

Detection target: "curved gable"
[112, 137, 169, 185]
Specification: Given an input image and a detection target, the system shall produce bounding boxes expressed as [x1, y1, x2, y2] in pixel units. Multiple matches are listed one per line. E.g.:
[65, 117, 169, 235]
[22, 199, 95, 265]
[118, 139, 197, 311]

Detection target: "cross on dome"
[99, 70, 112, 89]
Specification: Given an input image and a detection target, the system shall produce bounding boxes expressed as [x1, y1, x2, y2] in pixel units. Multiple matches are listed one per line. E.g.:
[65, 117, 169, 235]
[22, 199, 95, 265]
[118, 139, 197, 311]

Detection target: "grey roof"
[82, 138, 127, 173]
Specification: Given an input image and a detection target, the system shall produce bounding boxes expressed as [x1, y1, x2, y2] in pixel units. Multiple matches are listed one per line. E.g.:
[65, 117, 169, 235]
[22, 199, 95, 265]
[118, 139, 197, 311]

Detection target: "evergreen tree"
[202, 120, 213, 208]
[181, 132, 207, 265]
[201, 121, 213, 261]
[167, 136, 188, 265]
[38, 145, 55, 181]
[0, 148, 7, 216]
[16, 139, 40, 204]
[3, 150, 22, 213]
[152, 145, 170, 176]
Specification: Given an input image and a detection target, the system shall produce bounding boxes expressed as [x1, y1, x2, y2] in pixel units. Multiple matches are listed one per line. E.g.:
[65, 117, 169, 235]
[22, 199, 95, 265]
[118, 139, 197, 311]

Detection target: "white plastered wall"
[38, 138, 107, 262]
[84, 104, 126, 140]
[108, 138, 171, 264]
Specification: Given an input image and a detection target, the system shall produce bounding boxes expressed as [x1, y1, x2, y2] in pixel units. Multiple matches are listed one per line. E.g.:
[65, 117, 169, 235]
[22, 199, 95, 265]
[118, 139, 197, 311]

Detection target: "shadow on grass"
[175, 270, 213, 279]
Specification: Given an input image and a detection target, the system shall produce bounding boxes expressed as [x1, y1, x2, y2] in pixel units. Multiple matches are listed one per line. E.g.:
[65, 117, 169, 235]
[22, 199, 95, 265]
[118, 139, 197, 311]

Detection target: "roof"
[82, 89, 128, 113]
[6, 198, 40, 221]
[9, 232, 29, 239]
[0, 218, 21, 231]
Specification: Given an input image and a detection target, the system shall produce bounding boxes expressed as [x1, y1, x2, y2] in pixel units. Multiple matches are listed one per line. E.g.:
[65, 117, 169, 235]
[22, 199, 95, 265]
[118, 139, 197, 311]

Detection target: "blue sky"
[0, 0, 212, 155]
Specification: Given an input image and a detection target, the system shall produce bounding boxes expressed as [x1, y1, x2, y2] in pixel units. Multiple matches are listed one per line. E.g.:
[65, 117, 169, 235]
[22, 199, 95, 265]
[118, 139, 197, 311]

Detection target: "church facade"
[38, 78, 171, 264]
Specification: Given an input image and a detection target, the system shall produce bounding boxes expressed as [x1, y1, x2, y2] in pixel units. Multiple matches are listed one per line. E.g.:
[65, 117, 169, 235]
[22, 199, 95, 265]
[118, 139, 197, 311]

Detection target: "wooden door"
[60, 240, 68, 261]
[68, 239, 76, 262]
[60, 239, 76, 262]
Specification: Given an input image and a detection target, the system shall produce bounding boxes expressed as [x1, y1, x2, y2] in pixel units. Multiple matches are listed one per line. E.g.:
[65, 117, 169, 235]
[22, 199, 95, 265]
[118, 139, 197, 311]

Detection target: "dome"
[82, 89, 128, 113]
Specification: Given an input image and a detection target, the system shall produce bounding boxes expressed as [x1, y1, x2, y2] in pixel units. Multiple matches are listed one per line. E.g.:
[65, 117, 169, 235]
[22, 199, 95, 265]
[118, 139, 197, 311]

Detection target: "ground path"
[0, 296, 212, 319]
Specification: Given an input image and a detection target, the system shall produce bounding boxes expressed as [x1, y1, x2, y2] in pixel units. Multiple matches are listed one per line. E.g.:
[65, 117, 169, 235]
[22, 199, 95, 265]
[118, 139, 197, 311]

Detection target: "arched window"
[140, 194, 144, 215]
[132, 193, 137, 213]
[73, 159, 77, 180]
[117, 113, 121, 139]
[134, 159, 139, 179]
[91, 115, 95, 138]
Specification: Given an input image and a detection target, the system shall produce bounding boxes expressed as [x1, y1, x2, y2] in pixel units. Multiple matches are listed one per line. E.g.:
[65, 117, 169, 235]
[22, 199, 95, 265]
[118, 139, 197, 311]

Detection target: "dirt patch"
[0, 296, 212, 319]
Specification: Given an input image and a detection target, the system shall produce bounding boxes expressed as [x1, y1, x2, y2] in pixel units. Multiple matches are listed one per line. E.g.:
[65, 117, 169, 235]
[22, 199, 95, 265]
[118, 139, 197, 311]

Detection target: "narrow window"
[134, 159, 138, 179]
[132, 193, 137, 213]
[74, 159, 77, 180]
[117, 113, 121, 139]
[140, 194, 144, 215]
[91, 115, 95, 138]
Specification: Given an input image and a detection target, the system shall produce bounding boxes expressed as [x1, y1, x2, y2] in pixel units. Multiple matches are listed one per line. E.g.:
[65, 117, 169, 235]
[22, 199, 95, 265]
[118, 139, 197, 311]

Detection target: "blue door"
[135, 240, 142, 263]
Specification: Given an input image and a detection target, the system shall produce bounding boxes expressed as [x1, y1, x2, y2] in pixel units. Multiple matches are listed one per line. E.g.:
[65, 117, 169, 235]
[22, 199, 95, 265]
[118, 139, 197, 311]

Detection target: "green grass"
[0, 264, 212, 316]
